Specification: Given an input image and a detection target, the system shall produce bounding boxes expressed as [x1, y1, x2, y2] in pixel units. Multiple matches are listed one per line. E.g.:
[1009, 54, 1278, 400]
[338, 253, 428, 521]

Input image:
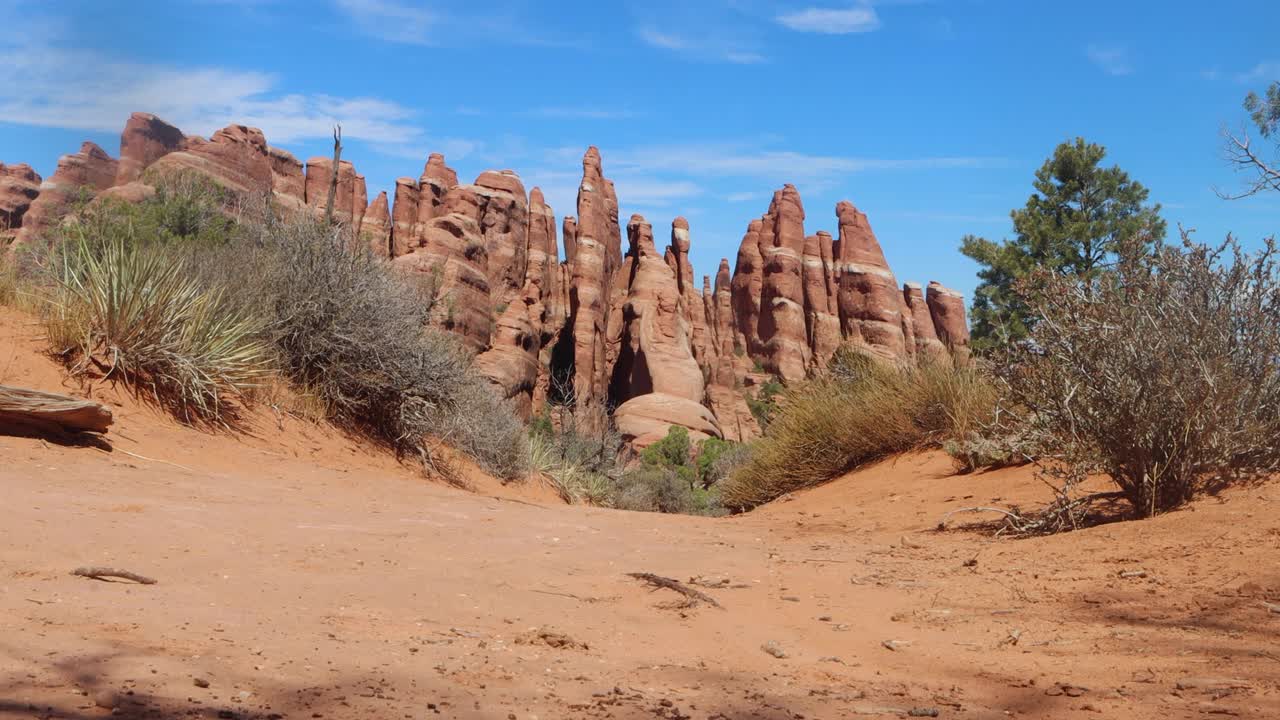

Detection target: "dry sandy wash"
[2, 308, 1279, 720]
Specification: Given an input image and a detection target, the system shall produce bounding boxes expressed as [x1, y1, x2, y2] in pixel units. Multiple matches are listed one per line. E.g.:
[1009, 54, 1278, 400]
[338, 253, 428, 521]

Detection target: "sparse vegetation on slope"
[722, 349, 998, 511]
[10, 174, 527, 478]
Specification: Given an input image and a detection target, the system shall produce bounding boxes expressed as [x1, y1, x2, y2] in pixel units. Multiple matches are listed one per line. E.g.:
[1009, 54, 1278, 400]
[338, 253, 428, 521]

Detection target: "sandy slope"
[2, 308, 1279, 720]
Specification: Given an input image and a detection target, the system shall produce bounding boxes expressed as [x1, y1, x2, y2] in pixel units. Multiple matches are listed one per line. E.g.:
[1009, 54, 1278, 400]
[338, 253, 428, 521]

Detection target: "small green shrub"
[695, 437, 741, 485]
[746, 379, 784, 429]
[640, 425, 691, 467]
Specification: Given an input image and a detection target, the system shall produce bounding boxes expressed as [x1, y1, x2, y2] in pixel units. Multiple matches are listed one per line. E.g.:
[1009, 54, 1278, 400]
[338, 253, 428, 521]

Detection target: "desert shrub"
[44, 231, 270, 421]
[721, 351, 998, 510]
[745, 378, 784, 429]
[527, 401, 622, 503]
[640, 425, 691, 468]
[704, 439, 752, 487]
[221, 210, 527, 478]
[611, 465, 725, 516]
[695, 436, 737, 485]
[997, 231, 1280, 518]
[134, 170, 234, 246]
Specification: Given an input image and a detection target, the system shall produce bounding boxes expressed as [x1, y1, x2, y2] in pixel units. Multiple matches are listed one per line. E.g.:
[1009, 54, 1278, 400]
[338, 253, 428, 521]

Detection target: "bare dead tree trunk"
[324, 124, 343, 225]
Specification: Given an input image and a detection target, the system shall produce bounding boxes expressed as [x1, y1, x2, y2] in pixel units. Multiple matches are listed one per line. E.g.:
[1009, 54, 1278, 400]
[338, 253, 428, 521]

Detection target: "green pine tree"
[961, 138, 1165, 351]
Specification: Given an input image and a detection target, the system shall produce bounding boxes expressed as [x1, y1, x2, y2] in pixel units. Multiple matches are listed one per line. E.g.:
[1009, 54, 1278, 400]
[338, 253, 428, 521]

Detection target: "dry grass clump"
[721, 350, 997, 511]
[998, 231, 1280, 518]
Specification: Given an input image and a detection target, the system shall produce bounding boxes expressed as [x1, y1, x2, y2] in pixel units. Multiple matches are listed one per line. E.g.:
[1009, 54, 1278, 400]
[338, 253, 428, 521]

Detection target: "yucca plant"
[47, 232, 271, 422]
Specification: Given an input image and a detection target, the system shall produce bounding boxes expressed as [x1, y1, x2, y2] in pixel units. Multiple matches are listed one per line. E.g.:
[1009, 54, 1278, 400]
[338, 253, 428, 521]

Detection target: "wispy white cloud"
[332, 0, 435, 45]
[776, 4, 881, 34]
[636, 26, 766, 64]
[637, 27, 688, 51]
[594, 142, 1000, 184]
[1236, 61, 1280, 84]
[1086, 45, 1133, 76]
[0, 46, 428, 145]
[524, 107, 640, 120]
[525, 140, 1001, 221]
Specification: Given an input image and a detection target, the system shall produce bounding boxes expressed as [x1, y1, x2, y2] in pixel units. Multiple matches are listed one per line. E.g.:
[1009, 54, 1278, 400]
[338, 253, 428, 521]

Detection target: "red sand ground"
[2, 308, 1279, 719]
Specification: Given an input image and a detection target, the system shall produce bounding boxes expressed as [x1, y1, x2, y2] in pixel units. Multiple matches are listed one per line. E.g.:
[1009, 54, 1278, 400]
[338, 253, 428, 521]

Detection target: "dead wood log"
[626, 572, 723, 609]
[0, 385, 113, 436]
[71, 567, 157, 585]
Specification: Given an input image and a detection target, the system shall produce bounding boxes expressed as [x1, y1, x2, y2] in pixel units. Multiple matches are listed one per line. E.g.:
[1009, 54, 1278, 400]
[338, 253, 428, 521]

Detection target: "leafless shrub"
[198, 205, 528, 479]
[998, 229, 1280, 518]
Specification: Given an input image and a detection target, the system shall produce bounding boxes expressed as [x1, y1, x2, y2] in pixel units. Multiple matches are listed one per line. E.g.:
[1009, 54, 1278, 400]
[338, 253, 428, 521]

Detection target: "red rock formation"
[730, 219, 765, 357]
[525, 188, 568, 413]
[562, 216, 578, 265]
[472, 170, 529, 303]
[115, 112, 185, 185]
[362, 191, 392, 257]
[391, 177, 420, 256]
[706, 259, 761, 442]
[304, 157, 361, 223]
[417, 153, 457, 230]
[393, 200, 492, 351]
[668, 217, 713, 370]
[610, 215, 720, 446]
[16, 142, 118, 244]
[268, 147, 306, 209]
[803, 232, 841, 371]
[351, 173, 368, 232]
[833, 200, 907, 361]
[0, 163, 41, 236]
[149, 124, 272, 194]
[564, 147, 622, 408]
[904, 282, 946, 363]
[757, 185, 811, 383]
[926, 281, 972, 366]
[474, 300, 540, 418]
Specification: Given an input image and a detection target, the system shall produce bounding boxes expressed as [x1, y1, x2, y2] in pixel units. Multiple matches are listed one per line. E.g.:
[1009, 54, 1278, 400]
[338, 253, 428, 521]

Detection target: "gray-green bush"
[997, 230, 1280, 518]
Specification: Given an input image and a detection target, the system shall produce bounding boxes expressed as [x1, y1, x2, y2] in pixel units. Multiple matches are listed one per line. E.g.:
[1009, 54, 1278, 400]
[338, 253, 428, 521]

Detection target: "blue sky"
[1, 0, 1277, 300]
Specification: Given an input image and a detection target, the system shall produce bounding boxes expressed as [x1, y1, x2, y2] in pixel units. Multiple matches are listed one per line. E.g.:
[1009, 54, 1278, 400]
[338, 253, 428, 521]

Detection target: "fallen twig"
[71, 566, 157, 585]
[531, 588, 615, 603]
[626, 572, 723, 609]
[114, 448, 196, 473]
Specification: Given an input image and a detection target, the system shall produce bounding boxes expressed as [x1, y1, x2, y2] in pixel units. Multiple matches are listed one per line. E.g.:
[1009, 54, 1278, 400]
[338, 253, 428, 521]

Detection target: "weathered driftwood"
[0, 384, 113, 436]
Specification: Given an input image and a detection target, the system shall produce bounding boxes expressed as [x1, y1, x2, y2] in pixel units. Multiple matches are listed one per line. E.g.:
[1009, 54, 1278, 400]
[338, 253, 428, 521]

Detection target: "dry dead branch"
[626, 572, 723, 609]
[71, 566, 157, 585]
[938, 491, 1127, 536]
